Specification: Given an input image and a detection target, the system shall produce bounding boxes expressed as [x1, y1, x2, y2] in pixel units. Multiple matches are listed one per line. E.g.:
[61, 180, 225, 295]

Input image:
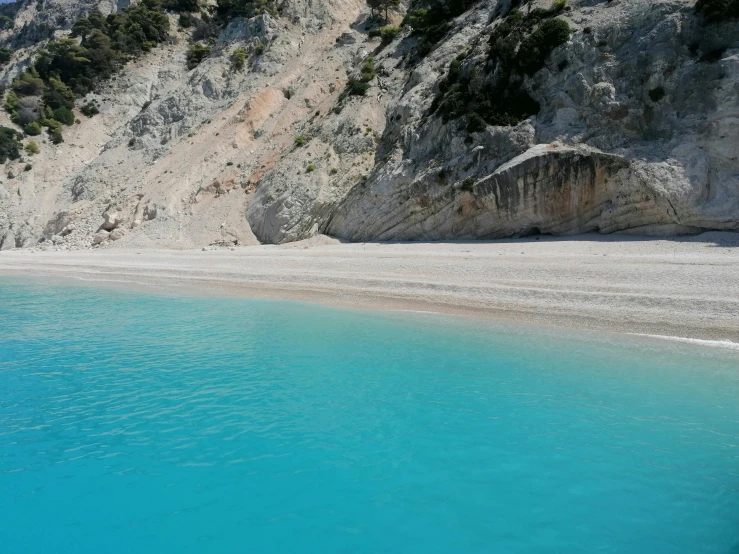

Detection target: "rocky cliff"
[0, 0, 737, 251]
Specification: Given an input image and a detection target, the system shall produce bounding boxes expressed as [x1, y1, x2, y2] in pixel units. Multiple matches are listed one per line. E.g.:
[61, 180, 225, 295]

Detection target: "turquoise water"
[0, 279, 737, 553]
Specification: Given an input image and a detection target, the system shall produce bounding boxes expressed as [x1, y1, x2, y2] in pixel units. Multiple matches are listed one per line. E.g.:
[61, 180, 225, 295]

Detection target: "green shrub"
[46, 119, 64, 144]
[461, 177, 475, 192]
[379, 25, 400, 45]
[403, 0, 478, 56]
[43, 77, 75, 110]
[466, 112, 487, 132]
[294, 135, 306, 146]
[53, 106, 75, 125]
[25, 140, 40, 155]
[337, 58, 377, 102]
[50, 129, 64, 144]
[330, 167, 338, 174]
[0, 126, 23, 163]
[12, 71, 46, 96]
[24, 121, 42, 136]
[80, 102, 99, 117]
[8, 3, 171, 142]
[0, 47, 12, 67]
[254, 43, 265, 55]
[24, 163, 33, 172]
[214, 0, 276, 23]
[164, 0, 200, 12]
[4, 91, 19, 115]
[516, 18, 571, 75]
[696, 0, 739, 22]
[344, 78, 371, 97]
[186, 43, 211, 68]
[430, 7, 570, 129]
[231, 48, 248, 70]
[179, 13, 194, 27]
[0, 15, 13, 30]
[306, 164, 316, 172]
[360, 57, 376, 81]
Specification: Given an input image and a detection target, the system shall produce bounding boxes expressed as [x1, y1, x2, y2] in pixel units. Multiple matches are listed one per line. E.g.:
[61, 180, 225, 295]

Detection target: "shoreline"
[1, 233, 738, 344]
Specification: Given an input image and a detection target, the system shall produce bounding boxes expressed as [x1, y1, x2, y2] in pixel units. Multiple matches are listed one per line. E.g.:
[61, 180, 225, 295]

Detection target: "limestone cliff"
[0, 0, 736, 251]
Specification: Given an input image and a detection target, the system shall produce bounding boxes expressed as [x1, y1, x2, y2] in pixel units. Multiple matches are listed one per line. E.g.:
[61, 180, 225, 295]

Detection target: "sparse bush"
[466, 112, 487, 133]
[186, 43, 211, 68]
[254, 43, 265, 55]
[379, 25, 400, 45]
[231, 48, 247, 70]
[344, 78, 371, 97]
[516, 18, 571, 75]
[80, 102, 99, 117]
[214, 0, 276, 23]
[294, 135, 306, 146]
[164, 0, 200, 12]
[360, 57, 376, 81]
[461, 177, 475, 192]
[24, 121, 42, 136]
[0, 126, 23, 163]
[403, 0, 478, 56]
[25, 140, 40, 155]
[0, 47, 13, 67]
[24, 163, 32, 171]
[330, 167, 338, 174]
[306, 164, 316, 172]
[48, 121, 63, 144]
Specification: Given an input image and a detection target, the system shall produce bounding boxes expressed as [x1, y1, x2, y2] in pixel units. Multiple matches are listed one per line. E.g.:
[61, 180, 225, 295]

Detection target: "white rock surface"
[0, 0, 736, 249]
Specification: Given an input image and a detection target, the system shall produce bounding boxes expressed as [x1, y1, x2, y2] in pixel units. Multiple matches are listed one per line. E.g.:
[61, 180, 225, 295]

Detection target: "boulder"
[102, 210, 120, 231]
[92, 231, 110, 245]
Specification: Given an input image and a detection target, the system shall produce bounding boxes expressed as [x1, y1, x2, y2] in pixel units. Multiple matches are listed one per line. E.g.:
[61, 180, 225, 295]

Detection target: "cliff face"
[251, 0, 739, 242]
[0, 0, 737, 251]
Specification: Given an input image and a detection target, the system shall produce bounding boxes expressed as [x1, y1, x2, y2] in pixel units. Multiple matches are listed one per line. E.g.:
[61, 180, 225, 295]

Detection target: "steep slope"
[0, 0, 737, 251]
[250, 0, 739, 242]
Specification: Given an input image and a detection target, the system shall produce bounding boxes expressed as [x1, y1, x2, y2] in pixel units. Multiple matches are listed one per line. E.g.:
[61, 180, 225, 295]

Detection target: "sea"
[0, 278, 737, 553]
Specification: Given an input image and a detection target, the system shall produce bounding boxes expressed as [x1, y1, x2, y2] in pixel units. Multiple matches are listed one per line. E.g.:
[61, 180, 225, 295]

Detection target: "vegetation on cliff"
[403, 0, 478, 56]
[213, 0, 277, 23]
[696, 0, 739, 22]
[430, 3, 570, 130]
[0, 126, 23, 163]
[4, 0, 170, 143]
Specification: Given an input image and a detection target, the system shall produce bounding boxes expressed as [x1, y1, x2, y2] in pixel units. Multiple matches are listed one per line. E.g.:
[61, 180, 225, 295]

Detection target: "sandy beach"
[1, 232, 738, 342]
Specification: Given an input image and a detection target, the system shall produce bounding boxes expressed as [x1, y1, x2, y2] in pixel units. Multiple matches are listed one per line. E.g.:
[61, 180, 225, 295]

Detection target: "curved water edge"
[3, 272, 738, 353]
[0, 278, 737, 553]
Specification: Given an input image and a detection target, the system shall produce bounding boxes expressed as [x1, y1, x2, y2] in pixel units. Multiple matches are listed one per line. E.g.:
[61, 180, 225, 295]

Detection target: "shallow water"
[0, 278, 737, 553]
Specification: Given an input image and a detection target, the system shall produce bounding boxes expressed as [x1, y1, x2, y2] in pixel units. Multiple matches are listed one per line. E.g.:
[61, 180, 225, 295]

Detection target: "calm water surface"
[0, 278, 737, 553]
